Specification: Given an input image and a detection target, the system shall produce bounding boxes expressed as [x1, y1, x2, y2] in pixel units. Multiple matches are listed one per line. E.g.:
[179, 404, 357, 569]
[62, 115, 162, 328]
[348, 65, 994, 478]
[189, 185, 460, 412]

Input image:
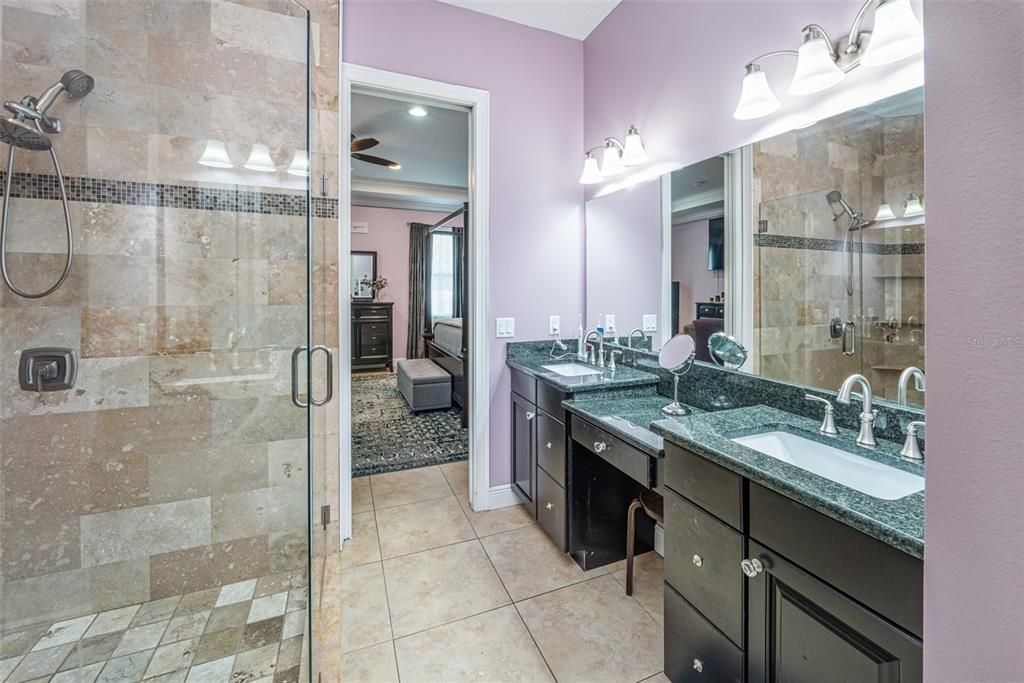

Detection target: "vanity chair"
[625, 488, 664, 595]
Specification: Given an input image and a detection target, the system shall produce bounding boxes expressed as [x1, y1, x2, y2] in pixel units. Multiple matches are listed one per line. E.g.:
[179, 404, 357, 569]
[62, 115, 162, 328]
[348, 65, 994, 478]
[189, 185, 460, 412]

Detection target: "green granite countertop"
[561, 395, 702, 457]
[650, 405, 925, 558]
[506, 355, 659, 394]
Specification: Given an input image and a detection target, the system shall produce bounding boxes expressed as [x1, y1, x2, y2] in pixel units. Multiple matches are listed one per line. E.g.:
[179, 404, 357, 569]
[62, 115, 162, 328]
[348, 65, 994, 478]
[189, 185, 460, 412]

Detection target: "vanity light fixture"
[874, 201, 897, 221]
[244, 144, 277, 172]
[732, 0, 923, 120]
[198, 139, 233, 168]
[408, 105, 428, 117]
[903, 193, 925, 218]
[579, 125, 649, 184]
[286, 149, 309, 177]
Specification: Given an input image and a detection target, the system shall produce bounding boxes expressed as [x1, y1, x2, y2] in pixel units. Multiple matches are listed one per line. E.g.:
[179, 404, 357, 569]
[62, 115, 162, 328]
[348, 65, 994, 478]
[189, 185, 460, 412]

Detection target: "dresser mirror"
[351, 250, 377, 299]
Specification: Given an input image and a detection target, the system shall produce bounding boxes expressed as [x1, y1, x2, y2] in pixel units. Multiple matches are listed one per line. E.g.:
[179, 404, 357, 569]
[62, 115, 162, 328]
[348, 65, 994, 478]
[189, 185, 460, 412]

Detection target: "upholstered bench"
[396, 358, 452, 412]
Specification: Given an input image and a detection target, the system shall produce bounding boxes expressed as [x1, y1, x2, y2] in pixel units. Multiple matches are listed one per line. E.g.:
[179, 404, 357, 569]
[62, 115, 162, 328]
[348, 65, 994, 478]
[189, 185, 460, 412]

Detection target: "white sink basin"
[541, 362, 602, 377]
[731, 431, 924, 500]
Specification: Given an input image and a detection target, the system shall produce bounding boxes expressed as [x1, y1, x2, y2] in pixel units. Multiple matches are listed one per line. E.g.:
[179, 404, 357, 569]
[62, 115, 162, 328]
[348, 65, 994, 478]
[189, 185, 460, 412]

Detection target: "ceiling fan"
[351, 134, 401, 170]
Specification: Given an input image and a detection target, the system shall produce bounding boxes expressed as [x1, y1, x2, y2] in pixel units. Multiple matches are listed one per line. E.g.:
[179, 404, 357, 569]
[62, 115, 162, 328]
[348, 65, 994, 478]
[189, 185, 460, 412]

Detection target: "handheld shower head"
[826, 190, 856, 221]
[35, 70, 95, 116]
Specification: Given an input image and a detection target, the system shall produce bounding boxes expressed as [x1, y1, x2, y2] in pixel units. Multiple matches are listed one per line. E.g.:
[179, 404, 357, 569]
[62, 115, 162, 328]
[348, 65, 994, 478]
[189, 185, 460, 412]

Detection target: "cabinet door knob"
[546, 441, 552, 450]
[593, 441, 607, 453]
[692, 554, 703, 568]
[692, 658, 703, 673]
[740, 558, 764, 578]
[526, 411, 535, 420]
[545, 502, 554, 510]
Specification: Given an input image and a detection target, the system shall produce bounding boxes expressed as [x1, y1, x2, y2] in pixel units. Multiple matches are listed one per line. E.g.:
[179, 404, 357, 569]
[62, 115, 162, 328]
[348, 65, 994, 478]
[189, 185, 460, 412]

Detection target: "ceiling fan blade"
[352, 153, 400, 169]
[350, 137, 380, 152]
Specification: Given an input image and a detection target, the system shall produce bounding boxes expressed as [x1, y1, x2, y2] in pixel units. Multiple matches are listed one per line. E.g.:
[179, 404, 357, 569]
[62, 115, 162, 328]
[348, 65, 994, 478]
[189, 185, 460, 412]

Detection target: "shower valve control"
[18, 347, 77, 392]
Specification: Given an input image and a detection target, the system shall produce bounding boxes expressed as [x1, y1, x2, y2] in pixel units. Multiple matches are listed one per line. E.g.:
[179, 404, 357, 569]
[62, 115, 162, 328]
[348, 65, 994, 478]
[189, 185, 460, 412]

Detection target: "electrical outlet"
[495, 317, 515, 338]
[549, 315, 560, 336]
[643, 314, 657, 333]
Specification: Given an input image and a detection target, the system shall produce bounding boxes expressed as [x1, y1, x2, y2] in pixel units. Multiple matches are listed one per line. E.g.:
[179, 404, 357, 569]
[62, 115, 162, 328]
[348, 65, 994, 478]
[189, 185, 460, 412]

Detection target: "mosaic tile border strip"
[0, 171, 339, 218]
[754, 233, 924, 255]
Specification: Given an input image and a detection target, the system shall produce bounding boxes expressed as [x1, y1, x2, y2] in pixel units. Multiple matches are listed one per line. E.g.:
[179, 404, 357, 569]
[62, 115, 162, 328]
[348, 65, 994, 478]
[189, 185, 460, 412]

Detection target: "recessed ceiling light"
[408, 106, 428, 118]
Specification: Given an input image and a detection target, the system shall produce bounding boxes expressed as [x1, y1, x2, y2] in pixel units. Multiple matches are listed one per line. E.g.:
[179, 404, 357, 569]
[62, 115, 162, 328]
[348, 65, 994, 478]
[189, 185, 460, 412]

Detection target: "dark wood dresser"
[351, 301, 394, 371]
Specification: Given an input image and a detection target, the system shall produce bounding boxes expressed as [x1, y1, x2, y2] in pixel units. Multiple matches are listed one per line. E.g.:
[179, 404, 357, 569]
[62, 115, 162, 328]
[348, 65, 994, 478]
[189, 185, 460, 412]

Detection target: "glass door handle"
[291, 346, 309, 408]
[841, 321, 857, 356]
[310, 345, 333, 406]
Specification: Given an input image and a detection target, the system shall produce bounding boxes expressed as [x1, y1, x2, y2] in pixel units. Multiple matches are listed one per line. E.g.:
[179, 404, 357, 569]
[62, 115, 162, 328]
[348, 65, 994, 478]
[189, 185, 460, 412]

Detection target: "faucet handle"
[609, 350, 622, 371]
[805, 394, 838, 435]
[900, 420, 925, 460]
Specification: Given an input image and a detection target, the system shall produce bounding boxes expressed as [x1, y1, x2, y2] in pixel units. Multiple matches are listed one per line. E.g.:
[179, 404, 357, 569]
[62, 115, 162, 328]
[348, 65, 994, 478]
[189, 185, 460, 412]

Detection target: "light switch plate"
[605, 314, 616, 333]
[496, 317, 515, 338]
[549, 315, 560, 335]
[643, 314, 657, 333]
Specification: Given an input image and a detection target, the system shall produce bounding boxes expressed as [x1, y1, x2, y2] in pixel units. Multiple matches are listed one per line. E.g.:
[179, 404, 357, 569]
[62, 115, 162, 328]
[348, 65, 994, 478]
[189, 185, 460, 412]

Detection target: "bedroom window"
[430, 231, 455, 322]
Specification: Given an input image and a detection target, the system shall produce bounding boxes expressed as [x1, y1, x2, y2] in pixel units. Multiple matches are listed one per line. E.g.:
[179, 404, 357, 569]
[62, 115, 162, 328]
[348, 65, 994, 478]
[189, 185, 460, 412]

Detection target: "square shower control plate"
[18, 347, 77, 392]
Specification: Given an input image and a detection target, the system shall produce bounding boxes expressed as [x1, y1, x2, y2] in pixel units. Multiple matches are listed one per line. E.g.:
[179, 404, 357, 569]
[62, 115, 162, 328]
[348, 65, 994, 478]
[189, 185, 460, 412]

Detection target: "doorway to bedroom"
[347, 89, 470, 479]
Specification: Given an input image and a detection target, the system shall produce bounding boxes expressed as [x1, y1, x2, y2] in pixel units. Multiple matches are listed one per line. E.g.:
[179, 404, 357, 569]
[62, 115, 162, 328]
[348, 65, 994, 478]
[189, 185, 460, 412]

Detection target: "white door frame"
[723, 147, 753, 372]
[339, 63, 491, 541]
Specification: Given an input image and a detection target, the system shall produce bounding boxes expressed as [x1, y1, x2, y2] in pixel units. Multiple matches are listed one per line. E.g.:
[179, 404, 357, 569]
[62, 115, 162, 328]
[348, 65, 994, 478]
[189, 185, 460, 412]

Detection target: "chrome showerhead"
[0, 116, 51, 150]
[825, 190, 875, 229]
[35, 69, 95, 116]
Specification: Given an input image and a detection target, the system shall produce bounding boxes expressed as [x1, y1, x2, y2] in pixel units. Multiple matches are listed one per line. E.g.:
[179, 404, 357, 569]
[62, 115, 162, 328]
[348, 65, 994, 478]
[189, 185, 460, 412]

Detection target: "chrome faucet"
[626, 328, 648, 349]
[897, 366, 925, 406]
[900, 420, 925, 460]
[805, 394, 838, 435]
[584, 329, 604, 367]
[836, 373, 877, 447]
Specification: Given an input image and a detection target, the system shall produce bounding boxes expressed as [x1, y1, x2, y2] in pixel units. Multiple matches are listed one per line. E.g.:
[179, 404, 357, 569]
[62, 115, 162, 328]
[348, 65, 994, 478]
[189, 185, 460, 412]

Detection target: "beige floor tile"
[458, 495, 536, 538]
[439, 460, 469, 499]
[375, 497, 474, 559]
[610, 552, 665, 624]
[383, 540, 510, 638]
[480, 525, 598, 601]
[340, 562, 392, 653]
[340, 642, 398, 683]
[517, 575, 663, 683]
[369, 466, 452, 510]
[341, 511, 381, 569]
[351, 477, 373, 514]
[394, 605, 553, 683]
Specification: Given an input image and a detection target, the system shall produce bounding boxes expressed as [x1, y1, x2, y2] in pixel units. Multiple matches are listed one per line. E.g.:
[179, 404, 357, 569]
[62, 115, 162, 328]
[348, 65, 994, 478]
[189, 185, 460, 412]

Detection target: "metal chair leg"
[625, 498, 642, 596]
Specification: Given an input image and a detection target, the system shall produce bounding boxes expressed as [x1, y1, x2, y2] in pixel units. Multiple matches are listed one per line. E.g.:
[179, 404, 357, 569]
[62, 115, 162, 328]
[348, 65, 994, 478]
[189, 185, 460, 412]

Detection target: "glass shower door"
[0, 1, 319, 681]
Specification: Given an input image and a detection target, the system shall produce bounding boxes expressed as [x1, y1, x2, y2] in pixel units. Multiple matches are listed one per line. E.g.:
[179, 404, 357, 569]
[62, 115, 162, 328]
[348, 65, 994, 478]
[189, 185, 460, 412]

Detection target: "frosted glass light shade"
[244, 144, 276, 172]
[903, 194, 925, 218]
[874, 202, 897, 221]
[861, 0, 923, 66]
[733, 66, 780, 120]
[286, 150, 309, 177]
[600, 143, 625, 176]
[579, 155, 603, 184]
[198, 139, 232, 168]
[621, 127, 648, 166]
[789, 37, 845, 95]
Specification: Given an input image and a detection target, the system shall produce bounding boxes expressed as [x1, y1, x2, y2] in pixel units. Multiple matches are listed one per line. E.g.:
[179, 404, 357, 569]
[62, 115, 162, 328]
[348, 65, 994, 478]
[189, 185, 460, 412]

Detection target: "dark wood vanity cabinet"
[351, 301, 393, 371]
[510, 368, 569, 550]
[663, 442, 923, 683]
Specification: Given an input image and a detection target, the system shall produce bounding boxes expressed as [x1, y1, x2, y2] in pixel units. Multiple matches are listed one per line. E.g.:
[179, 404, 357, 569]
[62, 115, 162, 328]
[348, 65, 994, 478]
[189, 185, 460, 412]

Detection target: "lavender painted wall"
[585, 178, 662, 337]
[350, 206, 454, 360]
[923, 2, 1024, 679]
[343, 0, 584, 486]
[672, 219, 723, 327]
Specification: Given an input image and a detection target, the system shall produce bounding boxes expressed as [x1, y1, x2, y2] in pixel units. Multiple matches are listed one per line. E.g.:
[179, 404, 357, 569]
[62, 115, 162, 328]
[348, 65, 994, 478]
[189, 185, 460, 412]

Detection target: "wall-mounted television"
[708, 216, 724, 271]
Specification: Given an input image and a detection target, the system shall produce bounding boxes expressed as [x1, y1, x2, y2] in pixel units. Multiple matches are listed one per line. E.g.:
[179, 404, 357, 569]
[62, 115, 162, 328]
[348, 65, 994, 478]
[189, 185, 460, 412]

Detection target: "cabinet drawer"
[360, 324, 389, 344]
[360, 344, 389, 359]
[536, 467, 566, 551]
[537, 381, 568, 417]
[572, 417, 653, 488]
[664, 443, 743, 531]
[665, 490, 745, 648]
[664, 584, 743, 683]
[353, 306, 390, 320]
[537, 412, 565, 486]
[511, 368, 536, 403]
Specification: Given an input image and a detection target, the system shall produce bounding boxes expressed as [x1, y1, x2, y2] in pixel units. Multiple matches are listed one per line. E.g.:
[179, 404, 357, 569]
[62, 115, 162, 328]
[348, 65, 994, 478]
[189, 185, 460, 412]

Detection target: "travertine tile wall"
[0, 3, 341, 665]
[751, 102, 925, 403]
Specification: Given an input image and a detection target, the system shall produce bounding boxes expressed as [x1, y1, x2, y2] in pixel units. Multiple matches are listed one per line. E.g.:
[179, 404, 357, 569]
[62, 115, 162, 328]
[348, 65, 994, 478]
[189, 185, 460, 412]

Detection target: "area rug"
[351, 371, 468, 477]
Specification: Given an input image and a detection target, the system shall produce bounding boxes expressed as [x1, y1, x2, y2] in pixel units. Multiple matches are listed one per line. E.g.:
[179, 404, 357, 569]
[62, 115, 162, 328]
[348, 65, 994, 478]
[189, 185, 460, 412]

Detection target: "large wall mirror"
[584, 86, 925, 408]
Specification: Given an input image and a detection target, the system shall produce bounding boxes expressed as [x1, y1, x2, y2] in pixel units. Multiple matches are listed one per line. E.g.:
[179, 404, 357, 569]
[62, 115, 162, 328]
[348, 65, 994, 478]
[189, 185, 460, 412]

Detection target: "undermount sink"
[731, 431, 924, 500]
[541, 362, 602, 377]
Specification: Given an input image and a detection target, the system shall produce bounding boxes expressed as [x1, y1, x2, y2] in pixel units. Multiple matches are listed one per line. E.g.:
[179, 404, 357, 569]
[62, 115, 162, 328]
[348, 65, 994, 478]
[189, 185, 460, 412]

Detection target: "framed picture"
[351, 251, 377, 299]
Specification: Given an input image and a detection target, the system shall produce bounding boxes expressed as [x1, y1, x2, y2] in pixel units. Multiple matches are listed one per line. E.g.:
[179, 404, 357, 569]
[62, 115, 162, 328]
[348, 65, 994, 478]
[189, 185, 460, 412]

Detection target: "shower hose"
[0, 142, 74, 298]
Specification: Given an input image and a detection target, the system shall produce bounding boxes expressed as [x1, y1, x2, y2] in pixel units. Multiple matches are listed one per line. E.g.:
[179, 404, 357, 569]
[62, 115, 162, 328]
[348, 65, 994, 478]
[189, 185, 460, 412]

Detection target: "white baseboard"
[487, 484, 519, 510]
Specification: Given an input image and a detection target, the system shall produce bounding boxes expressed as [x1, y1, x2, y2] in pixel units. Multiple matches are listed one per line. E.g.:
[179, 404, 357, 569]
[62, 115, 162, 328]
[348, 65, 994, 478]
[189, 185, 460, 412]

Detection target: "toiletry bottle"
[577, 314, 586, 360]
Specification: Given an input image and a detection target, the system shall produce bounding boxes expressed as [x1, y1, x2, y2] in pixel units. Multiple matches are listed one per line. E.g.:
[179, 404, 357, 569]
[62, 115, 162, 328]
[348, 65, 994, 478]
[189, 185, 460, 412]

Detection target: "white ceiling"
[437, 0, 621, 40]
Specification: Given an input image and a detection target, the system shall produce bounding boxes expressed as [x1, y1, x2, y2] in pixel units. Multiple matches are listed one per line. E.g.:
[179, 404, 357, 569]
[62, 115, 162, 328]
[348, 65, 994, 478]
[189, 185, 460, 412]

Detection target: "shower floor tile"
[0, 571, 307, 683]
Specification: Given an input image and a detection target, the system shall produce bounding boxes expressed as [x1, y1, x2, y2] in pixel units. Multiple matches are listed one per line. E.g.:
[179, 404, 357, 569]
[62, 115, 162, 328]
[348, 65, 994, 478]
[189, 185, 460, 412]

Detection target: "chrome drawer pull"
[693, 659, 703, 673]
[741, 558, 764, 577]
[545, 502, 554, 510]
[593, 441, 607, 453]
[546, 441, 552, 449]
[692, 554, 703, 568]
[526, 411, 535, 420]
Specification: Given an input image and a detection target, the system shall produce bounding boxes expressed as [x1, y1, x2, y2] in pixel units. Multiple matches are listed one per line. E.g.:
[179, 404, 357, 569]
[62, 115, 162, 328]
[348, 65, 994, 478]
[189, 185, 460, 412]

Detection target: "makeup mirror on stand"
[708, 332, 748, 369]
[659, 334, 696, 416]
